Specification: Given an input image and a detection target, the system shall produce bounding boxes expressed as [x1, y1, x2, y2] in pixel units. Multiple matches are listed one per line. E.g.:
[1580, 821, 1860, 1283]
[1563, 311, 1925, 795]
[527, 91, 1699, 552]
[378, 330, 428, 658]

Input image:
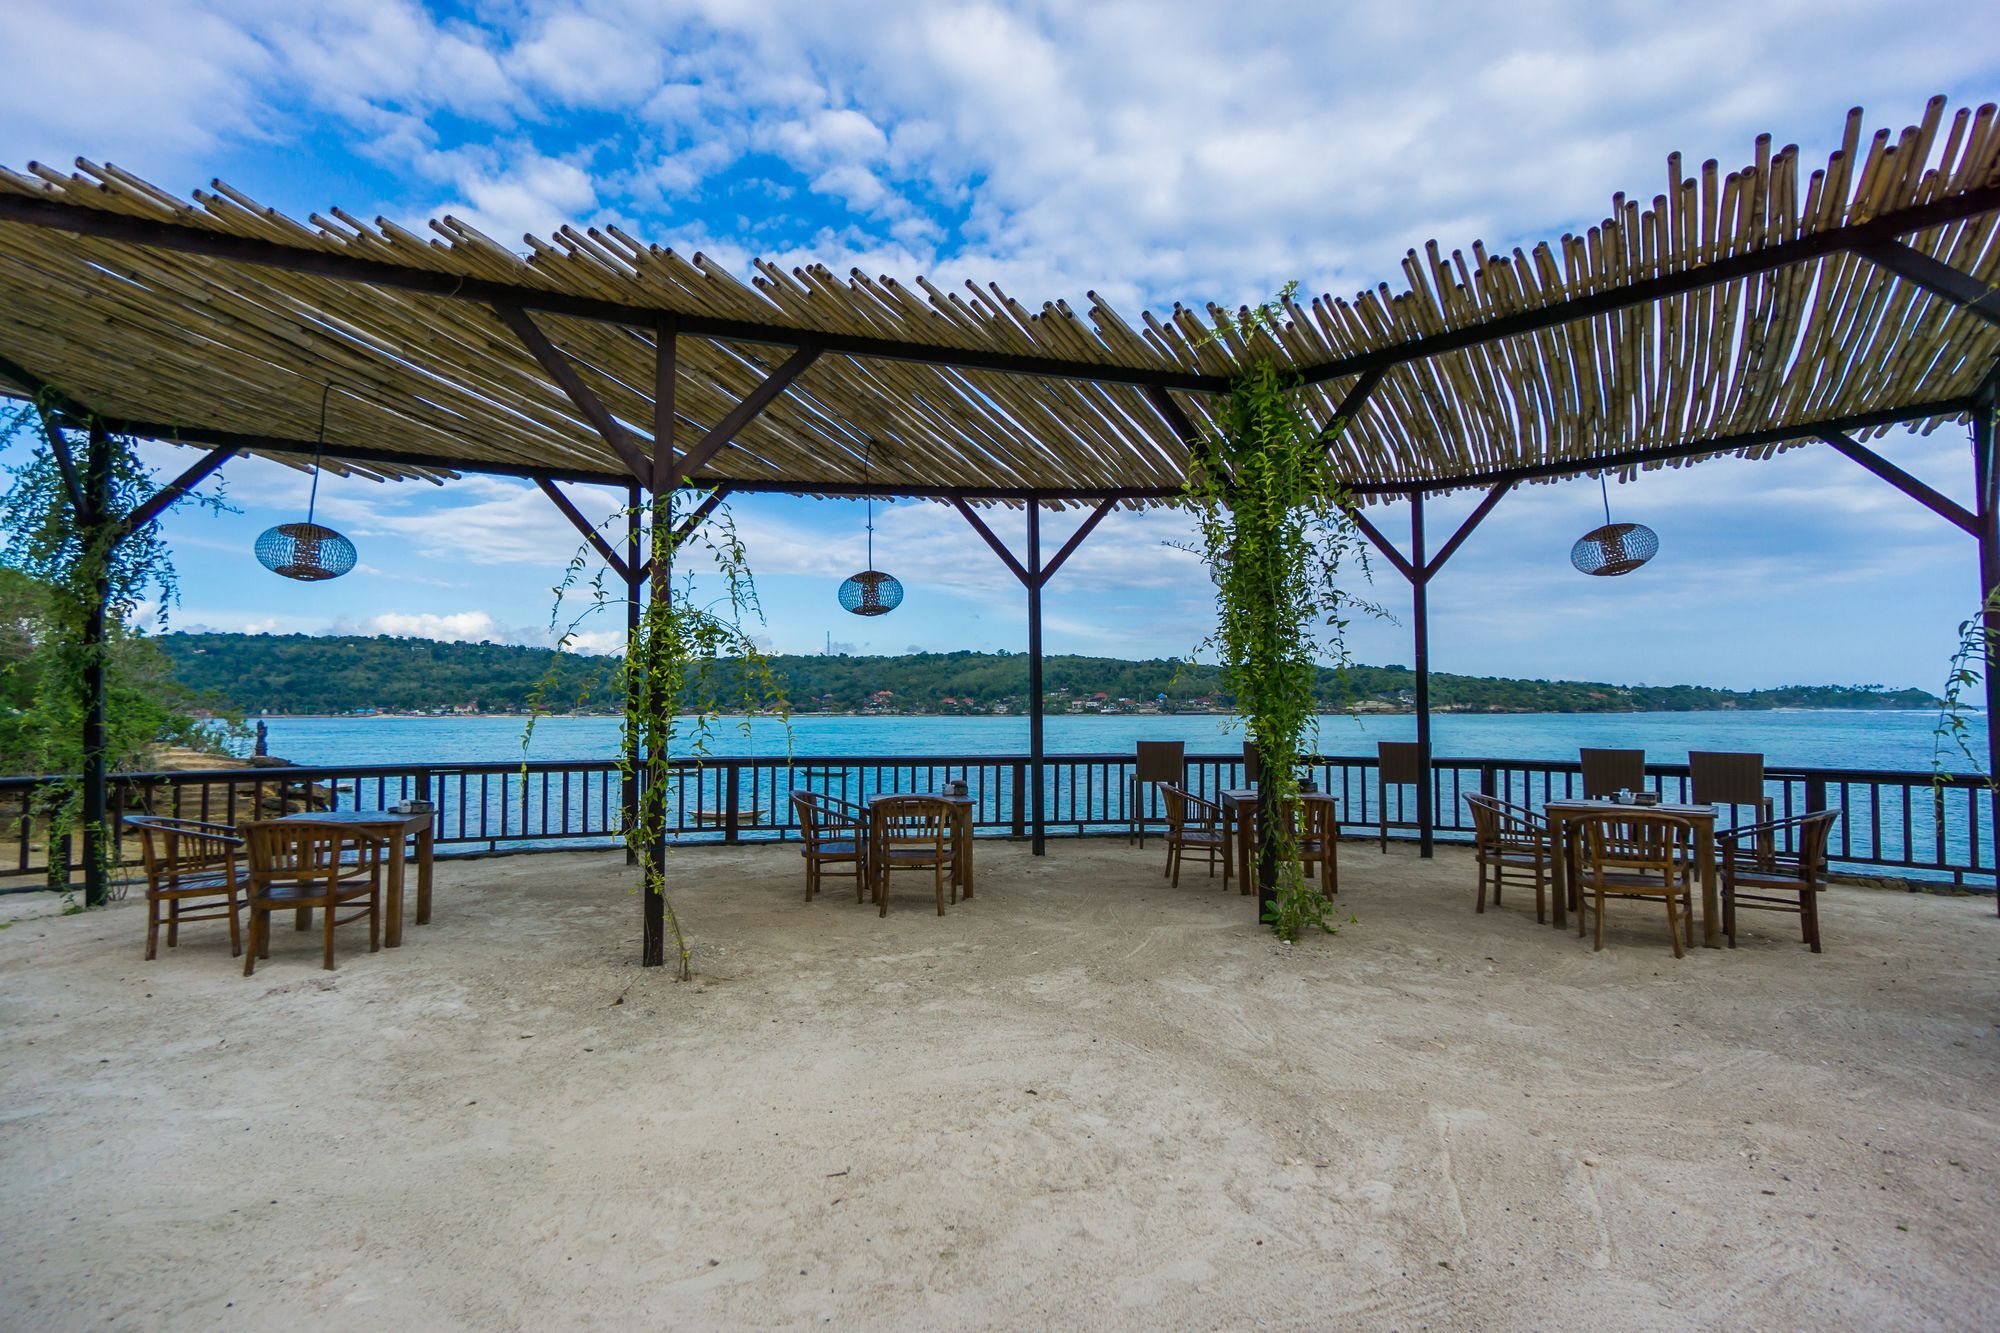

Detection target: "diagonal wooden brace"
[664, 346, 821, 491]
[494, 303, 656, 483]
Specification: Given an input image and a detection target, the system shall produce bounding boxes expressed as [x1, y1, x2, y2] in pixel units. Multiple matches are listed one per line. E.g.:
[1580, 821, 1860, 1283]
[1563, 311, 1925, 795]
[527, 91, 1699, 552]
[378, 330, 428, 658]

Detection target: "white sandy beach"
[1, 838, 1995, 1329]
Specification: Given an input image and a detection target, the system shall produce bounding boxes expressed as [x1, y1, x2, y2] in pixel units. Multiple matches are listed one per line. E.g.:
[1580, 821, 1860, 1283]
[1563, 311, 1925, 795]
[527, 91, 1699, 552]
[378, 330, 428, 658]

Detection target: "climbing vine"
[528, 490, 788, 978]
[1184, 289, 1373, 942]
[0, 402, 232, 901]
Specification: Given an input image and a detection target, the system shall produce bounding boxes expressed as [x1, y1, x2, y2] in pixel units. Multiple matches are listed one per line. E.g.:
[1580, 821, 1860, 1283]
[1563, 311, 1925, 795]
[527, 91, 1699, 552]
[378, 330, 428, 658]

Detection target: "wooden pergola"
[3, 95, 1998, 944]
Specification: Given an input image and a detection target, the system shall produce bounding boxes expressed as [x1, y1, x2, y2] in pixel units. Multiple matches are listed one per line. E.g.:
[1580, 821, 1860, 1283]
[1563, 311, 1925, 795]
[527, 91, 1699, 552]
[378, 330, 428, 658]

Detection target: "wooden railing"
[2, 752, 1992, 891]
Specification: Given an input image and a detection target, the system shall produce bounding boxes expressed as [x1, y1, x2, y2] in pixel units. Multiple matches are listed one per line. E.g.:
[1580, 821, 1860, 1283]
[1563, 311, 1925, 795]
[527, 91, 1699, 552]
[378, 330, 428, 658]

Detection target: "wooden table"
[268, 808, 434, 948]
[866, 793, 976, 903]
[1544, 800, 1720, 948]
[1218, 789, 1340, 897]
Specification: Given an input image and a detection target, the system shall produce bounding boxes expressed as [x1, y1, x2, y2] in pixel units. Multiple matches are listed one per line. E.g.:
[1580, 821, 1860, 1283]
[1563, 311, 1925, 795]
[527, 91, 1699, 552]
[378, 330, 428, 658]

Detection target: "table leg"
[1549, 815, 1571, 930]
[385, 835, 407, 948]
[1236, 807, 1254, 896]
[957, 807, 974, 898]
[1699, 824, 1720, 948]
[415, 827, 434, 925]
[869, 811, 884, 907]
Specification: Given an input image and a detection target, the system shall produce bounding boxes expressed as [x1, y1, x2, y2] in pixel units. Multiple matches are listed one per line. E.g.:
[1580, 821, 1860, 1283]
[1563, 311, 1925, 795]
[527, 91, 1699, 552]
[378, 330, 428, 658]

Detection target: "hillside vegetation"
[156, 632, 1943, 717]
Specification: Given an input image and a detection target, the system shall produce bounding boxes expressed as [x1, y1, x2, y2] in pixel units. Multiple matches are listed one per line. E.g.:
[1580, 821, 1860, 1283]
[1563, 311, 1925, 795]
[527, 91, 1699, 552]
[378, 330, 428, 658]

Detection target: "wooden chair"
[1296, 797, 1339, 897]
[792, 792, 867, 902]
[1159, 783, 1229, 888]
[1579, 748, 1646, 799]
[1376, 742, 1422, 852]
[1575, 811, 1699, 957]
[1464, 794, 1548, 921]
[240, 821, 384, 974]
[127, 815, 246, 961]
[870, 795, 955, 917]
[1127, 741, 1186, 847]
[1690, 751, 1775, 854]
[1720, 810, 1840, 952]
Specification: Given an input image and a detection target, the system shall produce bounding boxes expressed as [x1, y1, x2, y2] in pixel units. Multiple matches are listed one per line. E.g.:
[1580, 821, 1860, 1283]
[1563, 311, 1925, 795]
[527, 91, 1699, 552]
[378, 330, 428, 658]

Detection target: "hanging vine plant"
[527, 488, 789, 978]
[1183, 288, 1375, 942]
[0, 400, 232, 901]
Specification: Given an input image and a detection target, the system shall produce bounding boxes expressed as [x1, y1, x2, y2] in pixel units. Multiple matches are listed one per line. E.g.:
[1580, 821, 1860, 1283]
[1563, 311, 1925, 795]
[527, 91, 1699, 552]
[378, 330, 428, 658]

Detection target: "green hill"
[156, 632, 1942, 717]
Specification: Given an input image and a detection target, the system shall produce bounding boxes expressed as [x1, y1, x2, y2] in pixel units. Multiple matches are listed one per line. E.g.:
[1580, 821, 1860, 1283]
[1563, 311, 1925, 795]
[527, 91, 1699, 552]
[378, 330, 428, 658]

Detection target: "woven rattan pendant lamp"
[838, 444, 902, 616]
[1570, 474, 1658, 577]
[255, 383, 357, 581]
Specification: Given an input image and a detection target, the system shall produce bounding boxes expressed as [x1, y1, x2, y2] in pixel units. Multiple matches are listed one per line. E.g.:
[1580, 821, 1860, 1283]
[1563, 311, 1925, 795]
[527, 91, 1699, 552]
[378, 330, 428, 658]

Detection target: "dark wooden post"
[1410, 491, 1435, 858]
[1973, 371, 2000, 907]
[1026, 502, 1047, 855]
[641, 321, 678, 967]
[80, 422, 113, 905]
[623, 481, 642, 867]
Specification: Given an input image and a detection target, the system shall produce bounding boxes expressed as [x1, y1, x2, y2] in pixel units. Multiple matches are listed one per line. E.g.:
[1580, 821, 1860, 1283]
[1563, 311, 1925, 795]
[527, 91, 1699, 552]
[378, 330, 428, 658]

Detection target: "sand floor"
[1, 838, 1996, 1330]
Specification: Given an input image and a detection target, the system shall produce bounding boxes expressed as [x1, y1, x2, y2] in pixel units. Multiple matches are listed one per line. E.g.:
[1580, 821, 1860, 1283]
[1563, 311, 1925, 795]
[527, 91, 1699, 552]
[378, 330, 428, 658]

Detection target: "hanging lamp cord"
[306, 381, 333, 525]
[1598, 472, 1612, 526]
[863, 441, 875, 569]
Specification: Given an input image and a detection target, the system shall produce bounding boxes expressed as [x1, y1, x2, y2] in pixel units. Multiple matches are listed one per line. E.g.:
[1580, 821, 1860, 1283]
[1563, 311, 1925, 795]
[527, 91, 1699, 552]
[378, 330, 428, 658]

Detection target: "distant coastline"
[162, 631, 1946, 720]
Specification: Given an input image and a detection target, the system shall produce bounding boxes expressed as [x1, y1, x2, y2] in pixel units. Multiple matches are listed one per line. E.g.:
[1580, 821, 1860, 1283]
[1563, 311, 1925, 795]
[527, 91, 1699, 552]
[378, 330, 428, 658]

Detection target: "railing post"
[724, 765, 742, 844]
[1805, 776, 1828, 814]
[1011, 761, 1028, 837]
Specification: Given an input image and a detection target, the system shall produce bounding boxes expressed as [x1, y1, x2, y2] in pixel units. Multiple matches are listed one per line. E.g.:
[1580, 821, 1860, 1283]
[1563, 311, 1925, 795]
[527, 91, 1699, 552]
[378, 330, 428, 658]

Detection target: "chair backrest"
[791, 792, 841, 849]
[241, 821, 376, 889]
[871, 795, 951, 850]
[1464, 794, 1502, 850]
[127, 815, 240, 888]
[1297, 796, 1338, 842]
[1794, 809, 1840, 876]
[1689, 751, 1765, 806]
[1134, 741, 1186, 784]
[1158, 782, 1191, 830]
[1581, 811, 1694, 875]
[1377, 742, 1423, 786]
[1579, 748, 1646, 798]
[1241, 742, 1261, 785]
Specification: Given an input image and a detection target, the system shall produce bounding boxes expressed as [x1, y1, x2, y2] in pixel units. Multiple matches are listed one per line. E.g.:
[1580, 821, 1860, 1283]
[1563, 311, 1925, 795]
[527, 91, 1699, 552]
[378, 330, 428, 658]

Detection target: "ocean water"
[248, 708, 1984, 775]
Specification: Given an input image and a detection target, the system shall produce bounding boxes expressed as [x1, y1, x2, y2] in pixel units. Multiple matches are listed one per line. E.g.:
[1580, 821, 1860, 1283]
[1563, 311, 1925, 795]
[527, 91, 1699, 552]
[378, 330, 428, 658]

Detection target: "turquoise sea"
[247, 709, 1984, 775]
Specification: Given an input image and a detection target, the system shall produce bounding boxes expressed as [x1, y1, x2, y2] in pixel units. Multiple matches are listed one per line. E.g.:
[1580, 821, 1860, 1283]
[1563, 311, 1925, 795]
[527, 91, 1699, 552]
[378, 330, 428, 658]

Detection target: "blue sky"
[1, 2, 1996, 690]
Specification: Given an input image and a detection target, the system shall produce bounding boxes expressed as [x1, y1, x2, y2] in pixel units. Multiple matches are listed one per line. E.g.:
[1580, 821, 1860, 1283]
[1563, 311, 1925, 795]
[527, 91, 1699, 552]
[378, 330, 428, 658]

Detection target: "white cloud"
[360, 610, 502, 640]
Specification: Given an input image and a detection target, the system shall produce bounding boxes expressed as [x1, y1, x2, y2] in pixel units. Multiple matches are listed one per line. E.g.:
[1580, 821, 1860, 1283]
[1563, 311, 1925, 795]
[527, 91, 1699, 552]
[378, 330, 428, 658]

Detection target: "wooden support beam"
[30, 391, 1971, 504]
[1348, 505, 1416, 583]
[1855, 241, 2000, 328]
[651, 317, 679, 493]
[953, 498, 1031, 586]
[1422, 482, 1512, 580]
[114, 447, 234, 541]
[38, 405, 90, 521]
[1821, 432, 1979, 535]
[1410, 492, 1434, 860]
[1321, 365, 1385, 439]
[1038, 498, 1117, 585]
[535, 477, 632, 581]
[1143, 385, 1202, 447]
[493, 303, 655, 482]
[669, 486, 731, 551]
[665, 345, 821, 490]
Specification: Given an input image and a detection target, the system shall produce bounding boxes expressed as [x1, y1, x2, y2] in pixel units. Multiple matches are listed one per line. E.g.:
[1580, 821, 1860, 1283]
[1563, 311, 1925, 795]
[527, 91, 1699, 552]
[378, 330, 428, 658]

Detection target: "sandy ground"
[1, 837, 1996, 1330]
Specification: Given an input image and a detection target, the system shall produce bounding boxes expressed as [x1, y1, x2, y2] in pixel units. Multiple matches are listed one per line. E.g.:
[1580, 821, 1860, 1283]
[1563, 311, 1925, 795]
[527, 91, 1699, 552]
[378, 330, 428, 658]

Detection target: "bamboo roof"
[1, 95, 1997, 504]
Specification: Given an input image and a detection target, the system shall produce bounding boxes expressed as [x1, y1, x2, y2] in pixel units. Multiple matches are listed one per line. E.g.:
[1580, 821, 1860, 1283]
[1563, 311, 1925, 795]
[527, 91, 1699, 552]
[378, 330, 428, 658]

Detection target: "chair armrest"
[1718, 811, 1834, 842]
[1182, 792, 1226, 825]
